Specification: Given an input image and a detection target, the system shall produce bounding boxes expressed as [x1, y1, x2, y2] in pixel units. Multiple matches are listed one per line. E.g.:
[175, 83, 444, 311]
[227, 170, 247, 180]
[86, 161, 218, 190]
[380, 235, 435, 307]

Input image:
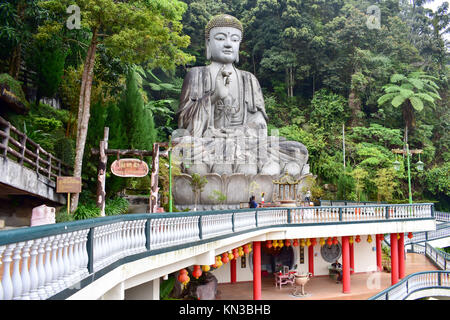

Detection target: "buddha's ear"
[206, 40, 211, 60]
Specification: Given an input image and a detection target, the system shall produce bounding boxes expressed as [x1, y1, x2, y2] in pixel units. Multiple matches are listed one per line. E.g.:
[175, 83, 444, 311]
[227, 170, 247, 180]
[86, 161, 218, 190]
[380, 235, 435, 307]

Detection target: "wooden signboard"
[111, 158, 149, 178]
[56, 176, 82, 193]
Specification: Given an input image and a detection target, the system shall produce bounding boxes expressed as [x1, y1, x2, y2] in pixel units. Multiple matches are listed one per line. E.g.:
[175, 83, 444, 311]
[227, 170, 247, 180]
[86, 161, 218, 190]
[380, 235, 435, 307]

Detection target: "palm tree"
[377, 71, 441, 142]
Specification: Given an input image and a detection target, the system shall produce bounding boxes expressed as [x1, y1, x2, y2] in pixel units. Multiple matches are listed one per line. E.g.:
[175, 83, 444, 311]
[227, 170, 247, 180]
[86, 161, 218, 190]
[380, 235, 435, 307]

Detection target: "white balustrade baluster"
[62, 233, 72, 287]
[38, 237, 50, 299]
[54, 234, 65, 293]
[11, 241, 24, 300]
[28, 239, 40, 300]
[48, 235, 60, 296]
[20, 240, 33, 300]
[0, 245, 6, 300]
[68, 231, 79, 287]
[2, 243, 15, 300]
[129, 220, 137, 253]
[55, 234, 66, 292]
[122, 221, 130, 252]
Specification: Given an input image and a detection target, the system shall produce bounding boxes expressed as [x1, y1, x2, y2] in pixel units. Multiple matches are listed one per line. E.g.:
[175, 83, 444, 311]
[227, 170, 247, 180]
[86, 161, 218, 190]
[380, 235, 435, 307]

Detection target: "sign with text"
[56, 177, 82, 193]
[111, 158, 149, 178]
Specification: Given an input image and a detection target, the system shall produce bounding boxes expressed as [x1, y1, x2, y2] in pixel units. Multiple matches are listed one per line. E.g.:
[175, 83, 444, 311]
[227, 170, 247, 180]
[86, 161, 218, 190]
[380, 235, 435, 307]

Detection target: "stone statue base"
[173, 172, 315, 210]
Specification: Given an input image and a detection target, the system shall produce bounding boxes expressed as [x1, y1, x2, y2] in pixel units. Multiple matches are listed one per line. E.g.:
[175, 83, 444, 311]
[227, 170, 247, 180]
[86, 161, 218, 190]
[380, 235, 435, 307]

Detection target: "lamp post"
[391, 145, 423, 204]
[169, 135, 173, 212]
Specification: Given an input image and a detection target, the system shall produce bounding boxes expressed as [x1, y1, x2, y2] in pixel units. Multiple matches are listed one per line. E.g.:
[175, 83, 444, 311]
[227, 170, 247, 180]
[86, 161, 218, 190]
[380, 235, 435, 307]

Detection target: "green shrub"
[105, 197, 129, 216]
[73, 204, 101, 220]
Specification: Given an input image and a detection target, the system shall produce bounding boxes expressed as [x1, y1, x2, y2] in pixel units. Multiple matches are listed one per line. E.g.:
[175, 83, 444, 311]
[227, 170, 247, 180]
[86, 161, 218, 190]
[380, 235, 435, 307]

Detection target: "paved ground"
[215, 253, 439, 300]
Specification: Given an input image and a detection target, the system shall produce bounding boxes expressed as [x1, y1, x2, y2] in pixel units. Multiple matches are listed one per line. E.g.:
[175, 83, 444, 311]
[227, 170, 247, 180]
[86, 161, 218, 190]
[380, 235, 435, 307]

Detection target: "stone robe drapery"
[178, 66, 268, 138]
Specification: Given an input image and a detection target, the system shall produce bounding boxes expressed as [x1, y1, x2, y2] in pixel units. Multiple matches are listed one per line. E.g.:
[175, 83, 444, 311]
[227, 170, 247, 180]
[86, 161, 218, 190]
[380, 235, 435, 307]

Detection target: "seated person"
[249, 195, 258, 208]
[331, 260, 342, 283]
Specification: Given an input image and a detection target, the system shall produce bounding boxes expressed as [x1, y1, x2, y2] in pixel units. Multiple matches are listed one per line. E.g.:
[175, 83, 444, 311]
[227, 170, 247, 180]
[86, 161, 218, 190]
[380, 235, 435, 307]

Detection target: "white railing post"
[11, 241, 24, 300]
[28, 239, 40, 300]
[20, 240, 33, 299]
[2, 243, 15, 300]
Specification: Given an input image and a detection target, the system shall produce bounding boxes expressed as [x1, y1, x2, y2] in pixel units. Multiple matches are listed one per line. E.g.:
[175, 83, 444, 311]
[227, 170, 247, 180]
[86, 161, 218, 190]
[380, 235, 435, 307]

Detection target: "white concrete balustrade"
[203, 214, 232, 239]
[233, 211, 256, 232]
[0, 203, 437, 300]
[0, 230, 90, 300]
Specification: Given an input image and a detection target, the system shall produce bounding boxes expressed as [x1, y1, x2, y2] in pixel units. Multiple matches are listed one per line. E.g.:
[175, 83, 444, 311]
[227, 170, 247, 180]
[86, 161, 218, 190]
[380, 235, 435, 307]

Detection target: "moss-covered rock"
[0, 73, 29, 113]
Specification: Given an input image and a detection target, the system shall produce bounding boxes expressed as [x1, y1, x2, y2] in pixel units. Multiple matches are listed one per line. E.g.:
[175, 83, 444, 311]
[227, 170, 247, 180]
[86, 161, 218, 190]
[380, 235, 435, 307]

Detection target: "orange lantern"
[222, 253, 229, 264]
[367, 235, 372, 243]
[238, 247, 244, 257]
[177, 269, 189, 283]
[192, 265, 202, 279]
[349, 236, 354, 244]
[306, 238, 311, 247]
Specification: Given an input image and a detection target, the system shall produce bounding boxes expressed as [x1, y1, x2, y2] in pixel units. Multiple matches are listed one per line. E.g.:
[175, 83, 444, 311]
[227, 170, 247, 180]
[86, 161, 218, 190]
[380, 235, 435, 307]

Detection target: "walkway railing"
[402, 222, 450, 245]
[370, 242, 450, 300]
[435, 211, 450, 222]
[0, 203, 434, 300]
[369, 271, 450, 300]
[0, 116, 72, 180]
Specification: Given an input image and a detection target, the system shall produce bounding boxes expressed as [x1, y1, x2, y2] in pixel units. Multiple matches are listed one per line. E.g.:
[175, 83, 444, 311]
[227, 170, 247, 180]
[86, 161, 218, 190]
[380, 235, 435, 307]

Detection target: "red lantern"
[266, 240, 272, 249]
[327, 237, 332, 246]
[332, 237, 338, 245]
[243, 244, 249, 254]
[233, 249, 239, 259]
[408, 232, 413, 239]
[311, 238, 317, 246]
[222, 253, 229, 264]
[285, 239, 291, 247]
[355, 235, 361, 243]
[379, 234, 384, 241]
[293, 239, 299, 247]
[192, 265, 202, 279]
[177, 269, 189, 283]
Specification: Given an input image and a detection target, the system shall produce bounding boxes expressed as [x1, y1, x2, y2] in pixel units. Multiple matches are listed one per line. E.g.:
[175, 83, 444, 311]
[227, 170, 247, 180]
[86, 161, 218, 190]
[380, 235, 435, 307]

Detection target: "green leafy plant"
[105, 197, 129, 216]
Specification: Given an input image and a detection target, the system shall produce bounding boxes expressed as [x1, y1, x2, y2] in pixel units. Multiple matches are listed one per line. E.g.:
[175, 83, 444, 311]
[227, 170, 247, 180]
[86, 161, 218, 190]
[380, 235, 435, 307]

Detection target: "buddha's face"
[207, 27, 242, 64]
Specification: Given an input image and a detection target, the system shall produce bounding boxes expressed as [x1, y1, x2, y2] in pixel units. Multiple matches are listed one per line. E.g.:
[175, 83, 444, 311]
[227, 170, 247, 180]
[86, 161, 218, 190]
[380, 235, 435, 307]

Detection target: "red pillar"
[230, 258, 237, 283]
[390, 233, 399, 285]
[342, 236, 351, 293]
[350, 241, 354, 274]
[308, 245, 314, 276]
[253, 241, 261, 300]
[376, 234, 383, 271]
[398, 233, 405, 279]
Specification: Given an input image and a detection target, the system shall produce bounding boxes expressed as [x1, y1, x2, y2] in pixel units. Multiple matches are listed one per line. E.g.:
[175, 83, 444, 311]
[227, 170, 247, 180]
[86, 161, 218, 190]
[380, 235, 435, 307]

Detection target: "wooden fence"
[0, 116, 72, 180]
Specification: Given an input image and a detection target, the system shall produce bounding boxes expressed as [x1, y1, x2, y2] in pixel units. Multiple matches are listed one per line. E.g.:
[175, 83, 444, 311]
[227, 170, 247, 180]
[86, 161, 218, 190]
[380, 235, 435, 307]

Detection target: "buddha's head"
[205, 14, 243, 64]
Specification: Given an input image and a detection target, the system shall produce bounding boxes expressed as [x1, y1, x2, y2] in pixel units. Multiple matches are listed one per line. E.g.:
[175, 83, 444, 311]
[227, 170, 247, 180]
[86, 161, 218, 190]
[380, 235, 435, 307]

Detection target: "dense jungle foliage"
[0, 0, 449, 214]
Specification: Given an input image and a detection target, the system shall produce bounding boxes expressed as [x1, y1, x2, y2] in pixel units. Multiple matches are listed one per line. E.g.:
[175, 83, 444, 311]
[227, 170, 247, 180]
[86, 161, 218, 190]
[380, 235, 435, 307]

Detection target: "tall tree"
[377, 71, 441, 143]
[38, 0, 193, 212]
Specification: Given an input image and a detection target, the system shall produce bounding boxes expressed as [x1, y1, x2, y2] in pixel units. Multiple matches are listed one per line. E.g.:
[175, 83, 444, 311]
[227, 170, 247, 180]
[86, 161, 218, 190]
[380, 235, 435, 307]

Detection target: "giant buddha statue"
[172, 14, 312, 210]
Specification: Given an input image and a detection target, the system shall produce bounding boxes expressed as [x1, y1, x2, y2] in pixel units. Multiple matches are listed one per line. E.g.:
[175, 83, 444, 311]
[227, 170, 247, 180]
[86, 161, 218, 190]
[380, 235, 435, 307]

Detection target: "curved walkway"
[215, 253, 438, 300]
